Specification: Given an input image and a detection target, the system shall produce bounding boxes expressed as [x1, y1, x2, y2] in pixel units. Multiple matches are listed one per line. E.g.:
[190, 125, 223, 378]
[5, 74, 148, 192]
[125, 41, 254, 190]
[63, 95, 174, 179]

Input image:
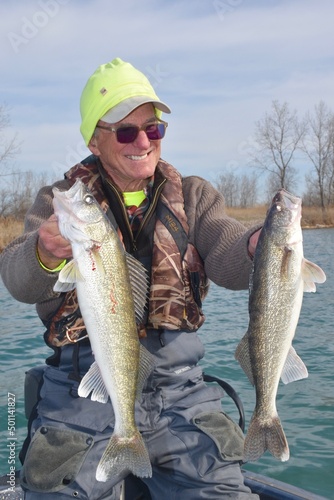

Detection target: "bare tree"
[0, 104, 22, 216]
[300, 101, 334, 217]
[303, 172, 321, 206]
[239, 172, 258, 207]
[328, 158, 334, 205]
[215, 170, 258, 207]
[216, 170, 240, 207]
[250, 100, 306, 190]
[264, 169, 300, 204]
[0, 104, 21, 171]
[0, 170, 52, 218]
[0, 108, 56, 217]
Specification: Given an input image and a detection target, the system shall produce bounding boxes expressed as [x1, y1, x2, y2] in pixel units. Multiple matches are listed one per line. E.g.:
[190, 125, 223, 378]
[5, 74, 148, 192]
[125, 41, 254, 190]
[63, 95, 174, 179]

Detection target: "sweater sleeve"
[183, 176, 262, 290]
[0, 180, 70, 319]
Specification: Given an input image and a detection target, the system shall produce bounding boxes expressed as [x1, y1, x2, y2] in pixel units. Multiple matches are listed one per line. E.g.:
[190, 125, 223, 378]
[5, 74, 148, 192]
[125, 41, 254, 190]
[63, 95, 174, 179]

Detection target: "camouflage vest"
[44, 157, 209, 350]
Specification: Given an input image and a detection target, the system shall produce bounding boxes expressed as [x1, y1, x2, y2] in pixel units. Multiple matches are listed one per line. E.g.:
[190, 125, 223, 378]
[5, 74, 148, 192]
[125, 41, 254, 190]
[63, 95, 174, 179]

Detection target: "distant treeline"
[1, 100, 334, 221]
[216, 100, 334, 216]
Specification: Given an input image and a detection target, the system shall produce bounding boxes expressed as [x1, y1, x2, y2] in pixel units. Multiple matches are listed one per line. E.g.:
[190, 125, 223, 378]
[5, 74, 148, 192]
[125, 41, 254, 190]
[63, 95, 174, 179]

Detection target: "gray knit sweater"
[0, 172, 260, 325]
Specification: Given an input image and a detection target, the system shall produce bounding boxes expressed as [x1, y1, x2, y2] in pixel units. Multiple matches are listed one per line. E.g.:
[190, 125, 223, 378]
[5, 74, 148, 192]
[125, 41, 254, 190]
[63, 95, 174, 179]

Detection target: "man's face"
[89, 103, 162, 192]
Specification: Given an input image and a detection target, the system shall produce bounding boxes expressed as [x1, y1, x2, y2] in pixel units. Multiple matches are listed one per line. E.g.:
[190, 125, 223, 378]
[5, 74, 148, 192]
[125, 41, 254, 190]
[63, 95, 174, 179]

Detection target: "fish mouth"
[53, 179, 87, 212]
[53, 180, 100, 222]
[272, 189, 301, 208]
[272, 189, 302, 224]
[52, 180, 103, 244]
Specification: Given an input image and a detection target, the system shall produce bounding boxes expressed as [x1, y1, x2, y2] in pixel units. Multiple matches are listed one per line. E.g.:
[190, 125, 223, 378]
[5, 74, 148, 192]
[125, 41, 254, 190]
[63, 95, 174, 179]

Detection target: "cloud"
[1, 0, 334, 193]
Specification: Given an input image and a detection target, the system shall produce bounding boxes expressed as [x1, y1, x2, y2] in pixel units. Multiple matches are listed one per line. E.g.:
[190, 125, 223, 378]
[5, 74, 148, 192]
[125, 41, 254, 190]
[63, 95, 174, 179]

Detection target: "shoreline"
[226, 205, 334, 231]
[236, 221, 334, 230]
[303, 224, 334, 229]
[0, 209, 333, 253]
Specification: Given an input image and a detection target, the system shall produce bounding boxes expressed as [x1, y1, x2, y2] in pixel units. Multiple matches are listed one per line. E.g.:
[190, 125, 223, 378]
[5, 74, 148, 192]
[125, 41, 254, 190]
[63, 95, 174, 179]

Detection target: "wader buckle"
[65, 326, 89, 343]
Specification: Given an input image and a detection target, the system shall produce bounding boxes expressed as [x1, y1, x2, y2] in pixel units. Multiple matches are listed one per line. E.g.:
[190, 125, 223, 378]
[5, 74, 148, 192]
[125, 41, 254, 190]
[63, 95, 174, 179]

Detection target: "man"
[0, 58, 260, 499]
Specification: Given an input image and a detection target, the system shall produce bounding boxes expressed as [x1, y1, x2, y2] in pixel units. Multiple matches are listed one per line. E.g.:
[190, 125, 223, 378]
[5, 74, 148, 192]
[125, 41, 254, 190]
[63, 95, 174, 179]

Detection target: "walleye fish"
[52, 179, 154, 482]
[235, 189, 326, 462]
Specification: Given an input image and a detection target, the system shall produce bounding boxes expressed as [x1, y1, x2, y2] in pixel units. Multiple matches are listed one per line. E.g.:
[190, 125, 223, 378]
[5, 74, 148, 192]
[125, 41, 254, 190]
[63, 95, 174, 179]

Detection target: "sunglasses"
[96, 119, 168, 144]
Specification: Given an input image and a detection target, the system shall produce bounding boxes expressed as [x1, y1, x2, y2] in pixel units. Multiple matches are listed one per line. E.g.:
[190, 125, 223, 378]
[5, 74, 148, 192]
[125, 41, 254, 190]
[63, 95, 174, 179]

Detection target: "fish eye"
[84, 194, 94, 205]
[276, 204, 282, 212]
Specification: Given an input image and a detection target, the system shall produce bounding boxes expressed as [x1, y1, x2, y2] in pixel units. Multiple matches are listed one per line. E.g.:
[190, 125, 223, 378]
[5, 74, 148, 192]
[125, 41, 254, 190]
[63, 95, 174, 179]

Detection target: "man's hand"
[37, 214, 72, 269]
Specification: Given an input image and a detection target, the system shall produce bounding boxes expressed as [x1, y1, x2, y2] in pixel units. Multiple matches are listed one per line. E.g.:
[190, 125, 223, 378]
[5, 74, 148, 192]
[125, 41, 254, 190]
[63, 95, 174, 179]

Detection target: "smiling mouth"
[126, 153, 149, 161]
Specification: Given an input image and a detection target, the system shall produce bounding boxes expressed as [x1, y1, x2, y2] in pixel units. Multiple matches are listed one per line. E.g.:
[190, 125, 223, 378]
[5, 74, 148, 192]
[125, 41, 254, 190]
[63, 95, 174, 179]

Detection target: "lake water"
[0, 228, 333, 498]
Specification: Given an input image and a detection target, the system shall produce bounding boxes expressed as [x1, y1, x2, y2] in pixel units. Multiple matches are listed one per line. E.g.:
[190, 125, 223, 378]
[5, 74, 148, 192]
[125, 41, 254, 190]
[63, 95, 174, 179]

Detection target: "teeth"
[126, 154, 148, 160]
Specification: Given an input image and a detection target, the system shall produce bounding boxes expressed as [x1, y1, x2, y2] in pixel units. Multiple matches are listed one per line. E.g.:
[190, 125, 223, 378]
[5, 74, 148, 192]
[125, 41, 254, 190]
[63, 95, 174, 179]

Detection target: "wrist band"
[36, 250, 67, 273]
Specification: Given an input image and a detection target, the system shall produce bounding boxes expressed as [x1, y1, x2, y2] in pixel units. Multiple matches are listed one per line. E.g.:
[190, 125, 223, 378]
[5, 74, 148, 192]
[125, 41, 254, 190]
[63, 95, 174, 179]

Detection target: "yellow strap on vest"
[123, 190, 146, 208]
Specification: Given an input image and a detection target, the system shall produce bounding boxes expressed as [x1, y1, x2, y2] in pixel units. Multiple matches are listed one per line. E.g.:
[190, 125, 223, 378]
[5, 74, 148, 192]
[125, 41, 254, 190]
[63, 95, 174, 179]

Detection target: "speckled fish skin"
[235, 189, 326, 463]
[52, 179, 153, 482]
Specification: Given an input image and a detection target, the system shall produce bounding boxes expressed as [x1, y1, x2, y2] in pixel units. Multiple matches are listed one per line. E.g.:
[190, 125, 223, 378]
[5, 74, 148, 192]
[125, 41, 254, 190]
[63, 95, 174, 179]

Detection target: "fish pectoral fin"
[235, 331, 254, 386]
[136, 345, 155, 400]
[53, 279, 76, 293]
[78, 361, 109, 403]
[280, 346, 308, 384]
[53, 258, 81, 292]
[302, 258, 326, 292]
[54, 259, 85, 292]
[126, 253, 149, 323]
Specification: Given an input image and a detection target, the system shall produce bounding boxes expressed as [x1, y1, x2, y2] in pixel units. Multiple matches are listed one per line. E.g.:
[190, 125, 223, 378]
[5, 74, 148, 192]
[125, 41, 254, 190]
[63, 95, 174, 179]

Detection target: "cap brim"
[101, 95, 171, 124]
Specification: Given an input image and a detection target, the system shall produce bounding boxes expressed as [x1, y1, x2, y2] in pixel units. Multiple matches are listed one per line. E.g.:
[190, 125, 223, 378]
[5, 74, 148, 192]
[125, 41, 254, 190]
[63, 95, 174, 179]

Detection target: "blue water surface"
[0, 228, 333, 497]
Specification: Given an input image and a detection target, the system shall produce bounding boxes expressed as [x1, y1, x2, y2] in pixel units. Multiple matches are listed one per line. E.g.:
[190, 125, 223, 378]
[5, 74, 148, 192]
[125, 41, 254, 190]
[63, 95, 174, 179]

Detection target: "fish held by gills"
[235, 189, 326, 463]
[52, 179, 154, 482]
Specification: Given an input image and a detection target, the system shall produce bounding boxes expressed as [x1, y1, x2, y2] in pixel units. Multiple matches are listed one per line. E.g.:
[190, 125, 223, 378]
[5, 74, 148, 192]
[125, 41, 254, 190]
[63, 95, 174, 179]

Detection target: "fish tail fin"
[244, 414, 290, 463]
[96, 431, 152, 482]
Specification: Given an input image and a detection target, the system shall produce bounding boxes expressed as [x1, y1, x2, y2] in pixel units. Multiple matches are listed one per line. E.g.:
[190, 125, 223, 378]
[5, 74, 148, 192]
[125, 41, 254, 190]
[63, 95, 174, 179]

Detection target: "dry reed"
[226, 205, 334, 229]
[0, 217, 24, 252]
[0, 205, 333, 253]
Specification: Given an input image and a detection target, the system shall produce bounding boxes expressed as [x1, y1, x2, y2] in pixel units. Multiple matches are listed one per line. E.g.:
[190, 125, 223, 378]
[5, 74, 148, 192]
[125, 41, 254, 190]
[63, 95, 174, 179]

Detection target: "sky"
[1, 0, 334, 195]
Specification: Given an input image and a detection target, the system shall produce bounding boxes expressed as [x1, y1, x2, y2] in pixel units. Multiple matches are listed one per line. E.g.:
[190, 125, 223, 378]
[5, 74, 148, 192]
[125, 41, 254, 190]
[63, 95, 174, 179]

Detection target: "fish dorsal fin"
[235, 331, 254, 386]
[302, 258, 326, 292]
[53, 259, 84, 293]
[126, 253, 149, 323]
[78, 361, 109, 403]
[281, 346, 308, 384]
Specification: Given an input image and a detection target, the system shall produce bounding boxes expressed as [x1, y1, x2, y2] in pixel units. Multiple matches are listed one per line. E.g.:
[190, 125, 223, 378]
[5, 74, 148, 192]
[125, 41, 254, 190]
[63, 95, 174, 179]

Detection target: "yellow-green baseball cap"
[80, 57, 171, 145]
